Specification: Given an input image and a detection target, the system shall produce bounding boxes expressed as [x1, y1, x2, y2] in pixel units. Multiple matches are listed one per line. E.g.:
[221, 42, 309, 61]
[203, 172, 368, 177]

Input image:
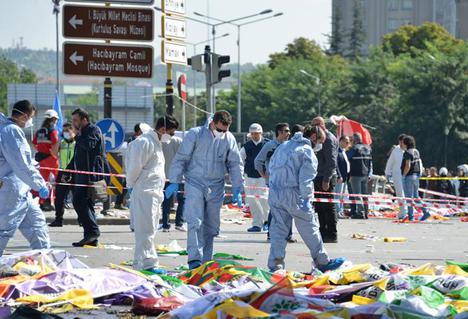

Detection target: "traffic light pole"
[104, 77, 112, 118]
[204, 45, 212, 116]
[166, 63, 174, 115]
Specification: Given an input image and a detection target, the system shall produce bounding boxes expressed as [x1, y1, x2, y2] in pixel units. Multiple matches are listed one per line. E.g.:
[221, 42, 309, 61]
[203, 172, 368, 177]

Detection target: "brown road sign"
[63, 42, 153, 78]
[63, 5, 154, 41]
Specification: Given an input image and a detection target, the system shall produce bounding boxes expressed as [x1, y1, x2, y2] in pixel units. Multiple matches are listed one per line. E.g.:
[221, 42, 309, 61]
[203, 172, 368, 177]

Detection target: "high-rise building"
[332, 0, 465, 56]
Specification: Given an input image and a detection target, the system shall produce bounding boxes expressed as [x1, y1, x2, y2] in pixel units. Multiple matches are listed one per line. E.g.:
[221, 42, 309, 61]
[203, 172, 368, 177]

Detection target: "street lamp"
[299, 69, 322, 116]
[192, 9, 274, 113]
[194, 11, 284, 133]
[185, 33, 230, 126]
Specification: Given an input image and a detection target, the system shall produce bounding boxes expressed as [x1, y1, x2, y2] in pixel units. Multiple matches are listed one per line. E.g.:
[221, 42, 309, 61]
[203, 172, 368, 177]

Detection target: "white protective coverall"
[384, 145, 405, 215]
[0, 113, 50, 256]
[125, 130, 165, 270]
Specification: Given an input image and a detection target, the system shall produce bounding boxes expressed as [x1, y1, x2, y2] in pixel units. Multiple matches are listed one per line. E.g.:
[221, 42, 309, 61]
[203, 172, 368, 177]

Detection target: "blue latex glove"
[127, 188, 133, 195]
[39, 186, 50, 199]
[165, 183, 179, 199]
[300, 198, 312, 212]
[232, 187, 243, 207]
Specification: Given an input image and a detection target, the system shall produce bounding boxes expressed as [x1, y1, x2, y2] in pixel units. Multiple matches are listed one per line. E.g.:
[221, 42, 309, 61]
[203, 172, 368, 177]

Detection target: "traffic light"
[187, 54, 203, 72]
[211, 53, 231, 84]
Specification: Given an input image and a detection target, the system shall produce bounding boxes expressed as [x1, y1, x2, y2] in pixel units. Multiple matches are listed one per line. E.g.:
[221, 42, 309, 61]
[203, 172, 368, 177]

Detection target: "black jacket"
[315, 130, 338, 182]
[67, 124, 109, 184]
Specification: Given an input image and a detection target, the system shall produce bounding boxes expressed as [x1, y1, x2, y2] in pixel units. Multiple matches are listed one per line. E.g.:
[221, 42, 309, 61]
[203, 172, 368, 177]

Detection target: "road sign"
[177, 73, 187, 102]
[161, 40, 187, 65]
[162, 16, 186, 40]
[162, 0, 185, 15]
[63, 5, 154, 41]
[63, 42, 153, 78]
[65, 0, 154, 4]
[96, 119, 125, 152]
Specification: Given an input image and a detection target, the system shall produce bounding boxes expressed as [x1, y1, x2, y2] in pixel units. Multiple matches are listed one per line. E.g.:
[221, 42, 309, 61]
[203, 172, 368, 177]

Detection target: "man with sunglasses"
[166, 110, 244, 270]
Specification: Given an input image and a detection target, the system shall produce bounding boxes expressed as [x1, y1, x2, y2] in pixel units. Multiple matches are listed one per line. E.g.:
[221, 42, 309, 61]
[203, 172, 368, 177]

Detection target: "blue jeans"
[161, 182, 185, 229]
[402, 174, 427, 220]
[349, 176, 368, 217]
[334, 181, 346, 214]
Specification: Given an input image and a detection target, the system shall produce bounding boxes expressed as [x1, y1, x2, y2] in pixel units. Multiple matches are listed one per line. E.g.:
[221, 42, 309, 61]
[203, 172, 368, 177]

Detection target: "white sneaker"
[175, 225, 187, 232]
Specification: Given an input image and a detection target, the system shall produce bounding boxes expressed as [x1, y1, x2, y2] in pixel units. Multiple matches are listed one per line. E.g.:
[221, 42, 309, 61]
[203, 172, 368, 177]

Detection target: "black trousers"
[72, 186, 100, 238]
[314, 175, 338, 240]
[54, 171, 72, 221]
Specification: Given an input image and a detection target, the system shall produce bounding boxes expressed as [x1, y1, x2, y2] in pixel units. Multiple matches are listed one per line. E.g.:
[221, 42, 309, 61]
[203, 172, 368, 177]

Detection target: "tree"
[347, 0, 365, 58]
[0, 55, 38, 114]
[268, 38, 324, 69]
[382, 22, 463, 56]
[329, 4, 344, 55]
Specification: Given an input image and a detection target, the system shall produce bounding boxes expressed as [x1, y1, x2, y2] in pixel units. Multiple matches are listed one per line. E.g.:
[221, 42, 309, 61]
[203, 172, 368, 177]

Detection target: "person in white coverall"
[0, 100, 50, 256]
[125, 116, 177, 271]
[384, 134, 406, 217]
[166, 110, 244, 270]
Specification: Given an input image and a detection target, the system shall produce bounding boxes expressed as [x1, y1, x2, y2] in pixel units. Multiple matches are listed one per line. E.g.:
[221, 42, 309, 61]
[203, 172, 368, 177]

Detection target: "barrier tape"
[420, 177, 468, 180]
[42, 167, 467, 208]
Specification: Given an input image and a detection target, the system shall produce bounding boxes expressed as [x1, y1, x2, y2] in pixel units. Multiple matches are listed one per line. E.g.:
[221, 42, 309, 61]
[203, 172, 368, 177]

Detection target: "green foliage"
[268, 38, 324, 69]
[382, 22, 463, 56]
[218, 23, 468, 172]
[0, 55, 38, 114]
[347, 0, 365, 58]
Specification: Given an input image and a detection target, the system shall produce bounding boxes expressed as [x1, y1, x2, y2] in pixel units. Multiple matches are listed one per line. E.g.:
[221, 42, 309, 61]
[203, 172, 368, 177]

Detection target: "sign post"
[63, 5, 154, 41]
[63, 42, 153, 78]
[161, 0, 187, 116]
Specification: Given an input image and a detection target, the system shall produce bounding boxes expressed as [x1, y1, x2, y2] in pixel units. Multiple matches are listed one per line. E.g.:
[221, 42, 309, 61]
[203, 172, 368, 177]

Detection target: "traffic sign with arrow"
[63, 5, 154, 41]
[96, 119, 125, 152]
[63, 42, 153, 78]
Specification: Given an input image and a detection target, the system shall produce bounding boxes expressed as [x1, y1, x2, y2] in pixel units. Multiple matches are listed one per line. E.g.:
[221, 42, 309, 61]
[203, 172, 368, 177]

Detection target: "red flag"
[338, 119, 372, 145]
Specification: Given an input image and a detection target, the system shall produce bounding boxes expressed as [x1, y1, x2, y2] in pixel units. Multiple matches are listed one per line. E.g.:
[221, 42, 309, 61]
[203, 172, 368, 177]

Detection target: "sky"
[0, 0, 331, 65]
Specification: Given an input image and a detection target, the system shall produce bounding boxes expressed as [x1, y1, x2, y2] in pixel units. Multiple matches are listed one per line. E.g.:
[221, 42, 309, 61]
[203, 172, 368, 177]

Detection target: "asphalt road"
[4, 211, 467, 272]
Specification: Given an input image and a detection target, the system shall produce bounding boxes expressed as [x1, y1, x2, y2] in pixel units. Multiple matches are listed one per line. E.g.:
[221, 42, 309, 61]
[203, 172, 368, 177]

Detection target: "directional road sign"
[65, 0, 154, 5]
[96, 119, 125, 152]
[161, 40, 187, 66]
[162, 0, 185, 15]
[63, 42, 153, 78]
[162, 15, 186, 40]
[63, 5, 154, 41]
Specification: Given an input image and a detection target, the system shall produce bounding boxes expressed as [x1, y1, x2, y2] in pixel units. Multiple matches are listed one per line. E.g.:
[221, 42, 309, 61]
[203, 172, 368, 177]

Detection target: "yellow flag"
[16, 289, 94, 310]
[194, 299, 269, 319]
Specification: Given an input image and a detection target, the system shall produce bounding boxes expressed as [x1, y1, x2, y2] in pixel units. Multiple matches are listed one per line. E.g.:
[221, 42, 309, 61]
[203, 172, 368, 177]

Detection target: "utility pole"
[204, 45, 212, 116]
[53, 0, 60, 93]
[104, 78, 112, 118]
[166, 64, 174, 115]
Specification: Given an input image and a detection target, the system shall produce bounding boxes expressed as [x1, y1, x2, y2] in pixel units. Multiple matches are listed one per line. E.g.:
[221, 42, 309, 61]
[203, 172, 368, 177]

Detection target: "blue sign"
[96, 119, 125, 152]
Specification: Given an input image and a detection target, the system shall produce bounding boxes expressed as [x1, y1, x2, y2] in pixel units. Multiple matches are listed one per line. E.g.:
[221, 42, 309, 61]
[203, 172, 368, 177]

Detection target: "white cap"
[249, 123, 263, 133]
[44, 109, 59, 119]
[439, 167, 448, 176]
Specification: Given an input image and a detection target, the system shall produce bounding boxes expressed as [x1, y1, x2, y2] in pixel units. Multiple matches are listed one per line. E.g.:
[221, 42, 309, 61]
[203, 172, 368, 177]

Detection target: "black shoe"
[287, 237, 298, 243]
[351, 214, 365, 219]
[48, 219, 63, 227]
[72, 236, 99, 247]
[40, 204, 55, 212]
[323, 237, 338, 243]
[114, 204, 128, 210]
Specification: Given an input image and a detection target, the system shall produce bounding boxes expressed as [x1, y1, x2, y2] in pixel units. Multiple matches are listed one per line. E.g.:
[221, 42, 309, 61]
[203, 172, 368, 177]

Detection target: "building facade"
[332, 0, 465, 55]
